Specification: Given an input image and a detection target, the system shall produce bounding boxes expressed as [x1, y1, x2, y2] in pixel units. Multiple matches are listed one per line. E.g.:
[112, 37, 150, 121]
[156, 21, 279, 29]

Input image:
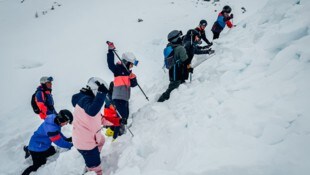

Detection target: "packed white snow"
[0, 0, 309, 175]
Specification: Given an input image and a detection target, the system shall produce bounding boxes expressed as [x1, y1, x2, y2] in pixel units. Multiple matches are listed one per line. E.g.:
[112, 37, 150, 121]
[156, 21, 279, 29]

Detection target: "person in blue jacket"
[107, 42, 138, 140]
[22, 110, 73, 175]
[211, 5, 234, 39]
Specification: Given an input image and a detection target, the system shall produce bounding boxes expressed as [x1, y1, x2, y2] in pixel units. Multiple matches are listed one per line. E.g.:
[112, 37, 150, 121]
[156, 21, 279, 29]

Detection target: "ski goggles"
[47, 76, 53, 82]
[133, 60, 139, 66]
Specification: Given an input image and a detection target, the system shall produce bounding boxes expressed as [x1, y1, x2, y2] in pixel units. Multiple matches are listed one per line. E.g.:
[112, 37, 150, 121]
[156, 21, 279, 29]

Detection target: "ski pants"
[112, 99, 129, 139]
[22, 146, 56, 175]
[158, 80, 182, 102]
[78, 146, 103, 175]
[212, 31, 220, 40]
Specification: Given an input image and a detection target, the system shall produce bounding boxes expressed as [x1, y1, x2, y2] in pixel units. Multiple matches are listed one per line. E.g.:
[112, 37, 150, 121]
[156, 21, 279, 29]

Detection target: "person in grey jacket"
[107, 42, 138, 140]
[158, 30, 188, 102]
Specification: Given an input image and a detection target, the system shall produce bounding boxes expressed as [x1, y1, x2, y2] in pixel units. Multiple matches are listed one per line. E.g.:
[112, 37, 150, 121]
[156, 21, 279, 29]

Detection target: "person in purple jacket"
[22, 110, 73, 175]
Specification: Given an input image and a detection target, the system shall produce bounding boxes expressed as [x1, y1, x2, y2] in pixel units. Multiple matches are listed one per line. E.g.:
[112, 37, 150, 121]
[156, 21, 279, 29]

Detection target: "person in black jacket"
[195, 19, 213, 47]
[182, 20, 215, 80]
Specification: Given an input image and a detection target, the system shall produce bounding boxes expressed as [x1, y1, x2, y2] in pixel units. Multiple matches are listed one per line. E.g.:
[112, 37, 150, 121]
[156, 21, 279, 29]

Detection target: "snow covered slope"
[0, 0, 309, 174]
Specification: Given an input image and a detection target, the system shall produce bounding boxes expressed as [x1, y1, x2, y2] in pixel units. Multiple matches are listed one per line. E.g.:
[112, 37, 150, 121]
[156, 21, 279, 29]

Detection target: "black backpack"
[31, 90, 46, 114]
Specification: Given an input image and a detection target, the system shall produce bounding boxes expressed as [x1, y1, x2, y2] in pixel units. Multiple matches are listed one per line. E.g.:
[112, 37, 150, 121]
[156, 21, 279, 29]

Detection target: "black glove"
[188, 67, 194, 74]
[230, 14, 234, 19]
[120, 118, 127, 125]
[65, 137, 72, 142]
[208, 49, 215, 55]
[96, 81, 108, 94]
[208, 42, 213, 47]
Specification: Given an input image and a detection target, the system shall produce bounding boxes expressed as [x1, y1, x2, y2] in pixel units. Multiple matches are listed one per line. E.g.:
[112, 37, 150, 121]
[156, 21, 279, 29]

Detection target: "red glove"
[129, 73, 136, 79]
[108, 42, 115, 50]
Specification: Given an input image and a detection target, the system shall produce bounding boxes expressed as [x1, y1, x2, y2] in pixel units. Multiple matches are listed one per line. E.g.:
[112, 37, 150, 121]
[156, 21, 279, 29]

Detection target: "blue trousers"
[78, 146, 101, 168]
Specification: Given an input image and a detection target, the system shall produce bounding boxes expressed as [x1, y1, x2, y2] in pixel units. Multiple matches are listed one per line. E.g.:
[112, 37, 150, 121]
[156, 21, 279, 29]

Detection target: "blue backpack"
[163, 45, 175, 69]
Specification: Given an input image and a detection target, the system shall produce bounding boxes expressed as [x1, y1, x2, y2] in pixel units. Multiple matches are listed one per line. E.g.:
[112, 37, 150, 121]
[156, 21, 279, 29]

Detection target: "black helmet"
[57, 109, 73, 124]
[167, 30, 183, 43]
[199, 19, 207, 27]
[223, 5, 232, 13]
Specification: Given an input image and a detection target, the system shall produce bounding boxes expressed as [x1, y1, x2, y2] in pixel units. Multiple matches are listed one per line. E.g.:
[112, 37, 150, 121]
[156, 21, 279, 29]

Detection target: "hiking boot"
[23, 146, 30, 159]
[119, 125, 126, 136]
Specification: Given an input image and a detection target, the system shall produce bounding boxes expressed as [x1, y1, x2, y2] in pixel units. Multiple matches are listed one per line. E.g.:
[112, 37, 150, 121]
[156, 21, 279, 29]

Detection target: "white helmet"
[40, 76, 53, 84]
[121, 52, 139, 66]
[87, 77, 108, 95]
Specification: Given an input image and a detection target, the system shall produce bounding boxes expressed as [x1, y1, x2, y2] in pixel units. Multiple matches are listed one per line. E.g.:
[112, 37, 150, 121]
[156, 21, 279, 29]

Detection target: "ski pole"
[106, 41, 149, 101]
[107, 95, 134, 137]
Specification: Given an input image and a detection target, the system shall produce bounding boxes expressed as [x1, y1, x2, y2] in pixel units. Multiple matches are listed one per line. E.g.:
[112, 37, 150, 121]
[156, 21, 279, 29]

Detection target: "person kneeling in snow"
[22, 110, 73, 175]
[107, 42, 138, 140]
[72, 77, 109, 175]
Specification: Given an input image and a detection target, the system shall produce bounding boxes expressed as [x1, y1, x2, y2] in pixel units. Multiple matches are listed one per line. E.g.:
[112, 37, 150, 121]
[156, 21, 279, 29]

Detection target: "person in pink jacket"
[72, 77, 108, 175]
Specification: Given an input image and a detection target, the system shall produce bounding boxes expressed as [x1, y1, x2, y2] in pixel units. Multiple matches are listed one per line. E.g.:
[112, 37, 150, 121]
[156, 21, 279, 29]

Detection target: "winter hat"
[87, 77, 108, 95]
[223, 5, 232, 13]
[57, 109, 73, 124]
[199, 19, 207, 27]
[121, 52, 139, 66]
[168, 30, 183, 43]
[40, 76, 53, 84]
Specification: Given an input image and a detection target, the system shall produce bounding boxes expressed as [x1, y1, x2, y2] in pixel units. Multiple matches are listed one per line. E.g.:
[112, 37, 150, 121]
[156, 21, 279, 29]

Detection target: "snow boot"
[23, 145, 30, 159]
[119, 124, 126, 136]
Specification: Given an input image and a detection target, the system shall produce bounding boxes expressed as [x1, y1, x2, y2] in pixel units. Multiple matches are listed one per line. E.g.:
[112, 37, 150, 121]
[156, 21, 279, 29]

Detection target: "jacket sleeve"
[226, 20, 233, 28]
[45, 94, 56, 114]
[79, 92, 106, 117]
[107, 50, 116, 73]
[201, 31, 211, 45]
[194, 46, 211, 54]
[48, 131, 73, 149]
[36, 91, 48, 117]
[129, 73, 138, 87]
[177, 46, 188, 63]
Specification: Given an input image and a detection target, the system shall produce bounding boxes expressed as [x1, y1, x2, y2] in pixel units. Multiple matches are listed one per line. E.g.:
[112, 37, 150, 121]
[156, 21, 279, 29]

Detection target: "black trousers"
[22, 146, 56, 175]
[212, 31, 220, 40]
[158, 80, 182, 102]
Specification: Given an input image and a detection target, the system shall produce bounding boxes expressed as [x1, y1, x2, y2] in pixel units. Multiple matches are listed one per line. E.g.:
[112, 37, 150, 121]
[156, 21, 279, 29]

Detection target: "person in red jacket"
[211, 5, 234, 40]
[101, 82, 121, 137]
